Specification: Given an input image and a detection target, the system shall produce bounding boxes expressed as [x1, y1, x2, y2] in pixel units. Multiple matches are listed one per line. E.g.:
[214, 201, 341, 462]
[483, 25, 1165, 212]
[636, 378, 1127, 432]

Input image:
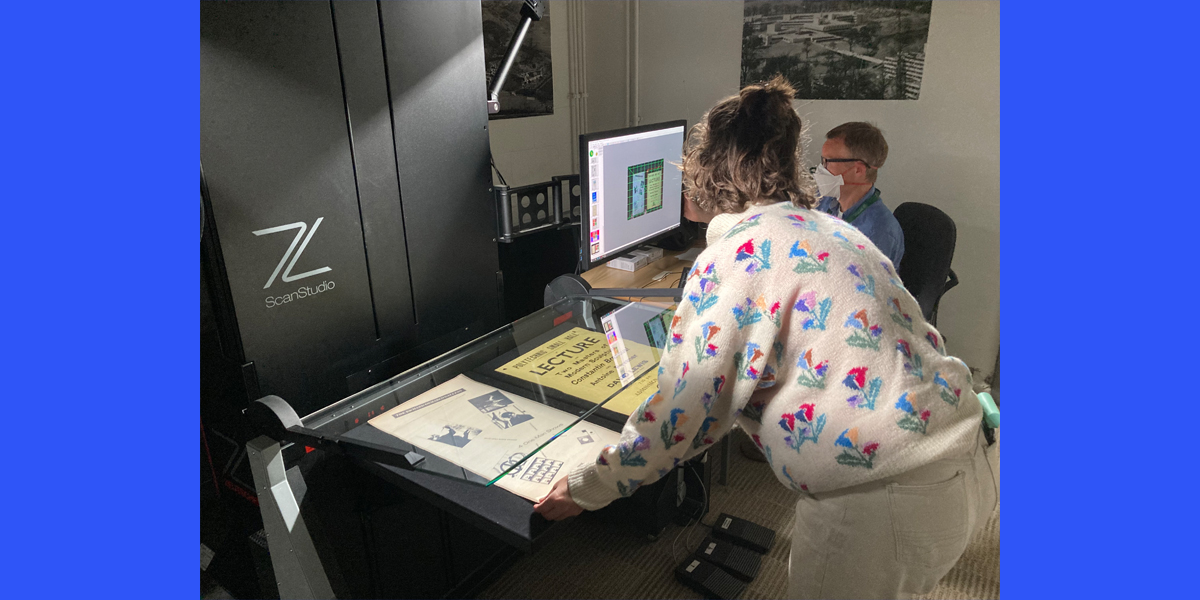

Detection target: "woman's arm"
[554, 259, 785, 511]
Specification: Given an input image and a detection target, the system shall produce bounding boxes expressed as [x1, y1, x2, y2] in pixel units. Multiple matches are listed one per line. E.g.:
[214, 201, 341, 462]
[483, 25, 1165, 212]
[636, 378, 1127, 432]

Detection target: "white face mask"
[813, 164, 843, 199]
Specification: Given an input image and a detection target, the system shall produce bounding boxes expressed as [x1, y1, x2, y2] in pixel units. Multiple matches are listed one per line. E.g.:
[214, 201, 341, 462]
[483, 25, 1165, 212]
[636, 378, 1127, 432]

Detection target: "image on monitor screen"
[582, 120, 685, 267]
[627, 159, 664, 220]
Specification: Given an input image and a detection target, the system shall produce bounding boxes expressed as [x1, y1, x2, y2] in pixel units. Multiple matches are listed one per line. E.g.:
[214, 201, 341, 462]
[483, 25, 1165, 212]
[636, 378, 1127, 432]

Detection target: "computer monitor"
[580, 120, 687, 270]
[600, 301, 676, 385]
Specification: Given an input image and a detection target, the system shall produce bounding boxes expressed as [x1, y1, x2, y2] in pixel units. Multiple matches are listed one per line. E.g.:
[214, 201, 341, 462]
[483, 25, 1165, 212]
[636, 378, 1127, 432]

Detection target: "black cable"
[669, 266, 689, 288]
[489, 154, 508, 186]
[574, 231, 582, 275]
[671, 461, 712, 563]
[684, 463, 711, 549]
[639, 266, 690, 289]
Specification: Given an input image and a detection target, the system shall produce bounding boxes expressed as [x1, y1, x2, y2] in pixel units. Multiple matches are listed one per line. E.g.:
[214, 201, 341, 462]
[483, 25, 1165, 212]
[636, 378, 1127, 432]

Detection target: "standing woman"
[535, 76, 996, 600]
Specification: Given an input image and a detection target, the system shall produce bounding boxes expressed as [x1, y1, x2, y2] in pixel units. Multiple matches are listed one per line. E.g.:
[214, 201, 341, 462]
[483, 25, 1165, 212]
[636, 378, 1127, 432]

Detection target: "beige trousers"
[787, 431, 998, 599]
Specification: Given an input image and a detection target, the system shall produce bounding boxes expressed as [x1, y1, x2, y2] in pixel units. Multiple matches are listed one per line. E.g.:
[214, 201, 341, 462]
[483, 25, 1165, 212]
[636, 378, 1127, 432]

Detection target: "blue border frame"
[2, 2, 197, 597]
[5, 0, 1195, 597]
[1003, 1, 1194, 597]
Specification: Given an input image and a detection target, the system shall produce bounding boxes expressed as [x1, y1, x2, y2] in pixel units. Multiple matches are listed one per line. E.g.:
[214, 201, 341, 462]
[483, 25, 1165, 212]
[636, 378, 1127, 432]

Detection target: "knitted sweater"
[567, 201, 981, 509]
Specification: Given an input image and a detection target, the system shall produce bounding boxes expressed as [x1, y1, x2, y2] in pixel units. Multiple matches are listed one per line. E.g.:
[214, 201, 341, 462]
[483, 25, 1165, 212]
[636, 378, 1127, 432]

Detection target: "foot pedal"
[710, 513, 775, 554]
[696, 536, 761, 581]
[676, 556, 745, 599]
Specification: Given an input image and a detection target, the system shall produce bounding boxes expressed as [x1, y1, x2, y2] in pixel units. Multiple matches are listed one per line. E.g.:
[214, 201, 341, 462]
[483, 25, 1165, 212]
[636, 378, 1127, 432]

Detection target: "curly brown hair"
[681, 75, 816, 214]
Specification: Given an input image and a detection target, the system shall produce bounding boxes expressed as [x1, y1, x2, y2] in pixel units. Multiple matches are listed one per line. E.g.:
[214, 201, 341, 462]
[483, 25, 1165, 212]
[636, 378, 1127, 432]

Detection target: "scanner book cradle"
[368, 374, 619, 502]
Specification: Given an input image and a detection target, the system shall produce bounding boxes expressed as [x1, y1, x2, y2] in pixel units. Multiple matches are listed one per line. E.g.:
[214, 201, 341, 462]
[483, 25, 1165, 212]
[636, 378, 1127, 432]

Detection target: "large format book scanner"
[710, 513, 776, 554]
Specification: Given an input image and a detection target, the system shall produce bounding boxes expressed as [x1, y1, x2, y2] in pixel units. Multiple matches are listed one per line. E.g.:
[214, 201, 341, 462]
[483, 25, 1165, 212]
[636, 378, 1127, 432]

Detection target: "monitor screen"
[580, 120, 686, 269]
[600, 301, 676, 385]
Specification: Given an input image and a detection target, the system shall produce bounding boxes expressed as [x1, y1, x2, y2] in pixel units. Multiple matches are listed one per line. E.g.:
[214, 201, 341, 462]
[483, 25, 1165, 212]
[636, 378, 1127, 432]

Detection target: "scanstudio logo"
[254, 218, 336, 309]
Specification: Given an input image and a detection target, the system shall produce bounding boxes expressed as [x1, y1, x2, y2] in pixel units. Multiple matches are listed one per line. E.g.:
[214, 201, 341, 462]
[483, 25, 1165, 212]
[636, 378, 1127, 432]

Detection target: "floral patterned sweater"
[566, 201, 982, 509]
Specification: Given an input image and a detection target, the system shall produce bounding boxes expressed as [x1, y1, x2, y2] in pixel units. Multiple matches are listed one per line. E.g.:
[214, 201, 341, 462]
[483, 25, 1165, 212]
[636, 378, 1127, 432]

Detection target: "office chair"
[893, 202, 959, 327]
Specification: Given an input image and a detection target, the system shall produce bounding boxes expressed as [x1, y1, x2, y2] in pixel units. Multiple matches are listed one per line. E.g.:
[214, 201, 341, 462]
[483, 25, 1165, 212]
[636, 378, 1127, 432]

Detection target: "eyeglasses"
[821, 157, 871, 169]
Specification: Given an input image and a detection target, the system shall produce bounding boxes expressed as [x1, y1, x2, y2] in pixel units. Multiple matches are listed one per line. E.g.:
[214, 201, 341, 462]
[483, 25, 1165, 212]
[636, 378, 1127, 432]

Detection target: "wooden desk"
[580, 247, 701, 292]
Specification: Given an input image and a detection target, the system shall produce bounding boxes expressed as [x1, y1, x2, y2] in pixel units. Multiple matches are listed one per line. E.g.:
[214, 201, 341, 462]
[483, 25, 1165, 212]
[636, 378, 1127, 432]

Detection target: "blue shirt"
[816, 186, 905, 267]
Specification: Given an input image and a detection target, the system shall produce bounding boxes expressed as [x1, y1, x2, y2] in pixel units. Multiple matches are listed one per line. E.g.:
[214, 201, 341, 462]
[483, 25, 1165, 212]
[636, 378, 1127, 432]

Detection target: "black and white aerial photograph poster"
[741, 1, 932, 100]
[483, 0, 554, 119]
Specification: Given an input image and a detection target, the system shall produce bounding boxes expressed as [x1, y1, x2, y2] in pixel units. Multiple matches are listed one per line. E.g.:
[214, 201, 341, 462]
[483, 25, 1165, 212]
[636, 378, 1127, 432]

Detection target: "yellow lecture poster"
[604, 369, 660, 416]
[494, 327, 661, 416]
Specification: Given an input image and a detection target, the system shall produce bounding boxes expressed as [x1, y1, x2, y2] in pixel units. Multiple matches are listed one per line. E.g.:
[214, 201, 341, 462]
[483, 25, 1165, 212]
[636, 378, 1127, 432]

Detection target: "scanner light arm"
[487, 0, 544, 115]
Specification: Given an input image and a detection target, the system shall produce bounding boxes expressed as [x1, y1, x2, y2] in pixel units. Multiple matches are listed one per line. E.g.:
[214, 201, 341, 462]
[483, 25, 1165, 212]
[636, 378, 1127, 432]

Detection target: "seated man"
[813, 122, 905, 266]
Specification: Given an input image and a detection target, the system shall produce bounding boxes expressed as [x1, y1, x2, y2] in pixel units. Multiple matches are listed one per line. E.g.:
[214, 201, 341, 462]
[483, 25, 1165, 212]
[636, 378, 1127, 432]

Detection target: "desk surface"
[580, 245, 703, 292]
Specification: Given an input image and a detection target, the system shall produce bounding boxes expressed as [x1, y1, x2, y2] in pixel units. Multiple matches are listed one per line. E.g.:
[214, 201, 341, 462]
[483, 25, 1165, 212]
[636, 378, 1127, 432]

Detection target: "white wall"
[582, 0, 745, 133]
[633, 1, 744, 128]
[582, 0, 632, 133]
[787, 3, 1003, 379]
[487, 1, 575, 185]
[490, 0, 1000, 378]
[790, 2, 1000, 379]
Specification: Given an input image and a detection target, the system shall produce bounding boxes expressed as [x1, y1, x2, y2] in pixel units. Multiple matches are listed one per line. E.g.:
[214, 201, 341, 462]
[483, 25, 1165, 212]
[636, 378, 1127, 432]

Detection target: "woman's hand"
[533, 476, 584, 521]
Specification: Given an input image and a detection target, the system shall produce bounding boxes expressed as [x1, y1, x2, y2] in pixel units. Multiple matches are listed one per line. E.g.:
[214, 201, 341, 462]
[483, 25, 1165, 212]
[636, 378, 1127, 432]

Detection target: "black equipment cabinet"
[201, 3, 505, 596]
[201, 0, 500, 419]
[293, 450, 520, 600]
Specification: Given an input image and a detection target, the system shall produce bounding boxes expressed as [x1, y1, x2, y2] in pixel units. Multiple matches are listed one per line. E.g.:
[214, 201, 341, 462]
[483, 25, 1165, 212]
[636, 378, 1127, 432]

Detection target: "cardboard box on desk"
[608, 252, 652, 272]
[632, 247, 664, 262]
